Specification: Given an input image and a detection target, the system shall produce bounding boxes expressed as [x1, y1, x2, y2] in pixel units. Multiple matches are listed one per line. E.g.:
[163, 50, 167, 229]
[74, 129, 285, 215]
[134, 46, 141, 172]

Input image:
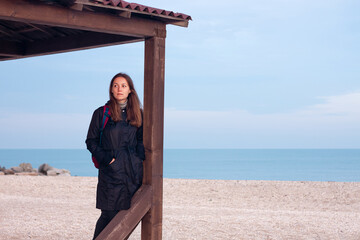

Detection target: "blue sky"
[0, 0, 360, 149]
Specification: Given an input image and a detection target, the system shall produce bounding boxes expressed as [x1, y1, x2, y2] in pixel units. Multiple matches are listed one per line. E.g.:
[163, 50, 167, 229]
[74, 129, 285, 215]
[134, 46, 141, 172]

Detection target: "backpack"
[92, 105, 111, 169]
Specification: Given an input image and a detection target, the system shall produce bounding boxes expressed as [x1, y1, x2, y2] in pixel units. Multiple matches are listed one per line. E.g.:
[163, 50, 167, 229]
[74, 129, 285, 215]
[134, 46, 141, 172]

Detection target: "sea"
[0, 149, 359, 182]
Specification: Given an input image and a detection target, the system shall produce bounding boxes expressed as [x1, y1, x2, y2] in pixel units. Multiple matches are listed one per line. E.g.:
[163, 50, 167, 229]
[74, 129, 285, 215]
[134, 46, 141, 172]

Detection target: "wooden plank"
[96, 185, 153, 240]
[69, 3, 84, 11]
[0, 22, 32, 41]
[77, 0, 189, 27]
[27, 23, 54, 37]
[118, 11, 131, 19]
[24, 31, 141, 56]
[168, 20, 189, 28]
[0, 40, 23, 57]
[0, 0, 164, 38]
[142, 35, 166, 240]
[0, 31, 140, 61]
[0, 56, 12, 61]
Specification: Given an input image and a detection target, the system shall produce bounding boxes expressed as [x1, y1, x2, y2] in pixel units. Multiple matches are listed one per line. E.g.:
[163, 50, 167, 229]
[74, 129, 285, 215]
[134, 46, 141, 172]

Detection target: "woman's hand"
[109, 158, 115, 165]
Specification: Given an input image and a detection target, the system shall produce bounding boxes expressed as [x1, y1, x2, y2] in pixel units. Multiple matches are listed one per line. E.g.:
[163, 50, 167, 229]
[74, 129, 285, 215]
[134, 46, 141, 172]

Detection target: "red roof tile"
[96, 0, 192, 21]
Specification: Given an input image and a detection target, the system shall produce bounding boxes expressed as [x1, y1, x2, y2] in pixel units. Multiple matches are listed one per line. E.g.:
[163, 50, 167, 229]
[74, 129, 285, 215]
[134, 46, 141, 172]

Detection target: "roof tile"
[96, 0, 191, 21]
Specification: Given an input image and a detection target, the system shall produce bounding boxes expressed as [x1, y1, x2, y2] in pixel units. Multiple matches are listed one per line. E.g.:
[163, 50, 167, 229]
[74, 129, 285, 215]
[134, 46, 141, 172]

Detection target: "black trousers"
[93, 210, 119, 240]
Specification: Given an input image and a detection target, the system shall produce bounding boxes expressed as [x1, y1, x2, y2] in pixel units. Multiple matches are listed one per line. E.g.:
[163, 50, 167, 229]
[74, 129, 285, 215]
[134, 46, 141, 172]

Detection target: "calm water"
[0, 149, 359, 182]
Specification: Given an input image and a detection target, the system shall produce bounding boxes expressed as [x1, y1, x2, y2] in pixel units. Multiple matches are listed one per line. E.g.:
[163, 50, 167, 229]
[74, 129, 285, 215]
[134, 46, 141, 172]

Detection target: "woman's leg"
[93, 210, 119, 240]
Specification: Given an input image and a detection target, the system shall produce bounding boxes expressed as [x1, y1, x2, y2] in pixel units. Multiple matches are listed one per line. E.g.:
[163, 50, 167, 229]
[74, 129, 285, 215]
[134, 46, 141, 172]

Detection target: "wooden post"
[95, 185, 153, 240]
[142, 34, 166, 240]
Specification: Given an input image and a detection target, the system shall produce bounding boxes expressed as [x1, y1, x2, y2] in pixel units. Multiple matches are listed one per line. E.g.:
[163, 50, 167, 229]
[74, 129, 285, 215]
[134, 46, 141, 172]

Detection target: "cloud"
[300, 92, 360, 116]
[164, 91, 360, 148]
[0, 113, 91, 148]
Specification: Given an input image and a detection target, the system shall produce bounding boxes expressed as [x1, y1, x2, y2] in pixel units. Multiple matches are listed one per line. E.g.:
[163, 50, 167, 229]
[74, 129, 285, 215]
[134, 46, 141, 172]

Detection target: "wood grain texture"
[96, 185, 152, 240]
[0, 0, 163, 37]
[142, 36, 166, 240]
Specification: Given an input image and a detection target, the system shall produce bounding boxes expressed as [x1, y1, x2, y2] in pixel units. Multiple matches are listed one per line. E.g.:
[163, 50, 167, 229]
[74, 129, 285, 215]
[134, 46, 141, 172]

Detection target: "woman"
[86, 73, 145, 239]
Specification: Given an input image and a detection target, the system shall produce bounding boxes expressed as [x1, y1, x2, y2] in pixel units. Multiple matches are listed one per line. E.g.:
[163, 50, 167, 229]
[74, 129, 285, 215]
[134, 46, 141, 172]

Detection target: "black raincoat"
[86, 106, 145, 210]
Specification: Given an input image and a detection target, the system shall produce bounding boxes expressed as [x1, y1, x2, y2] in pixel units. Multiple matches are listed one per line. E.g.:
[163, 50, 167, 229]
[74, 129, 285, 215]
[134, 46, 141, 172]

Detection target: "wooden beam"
[0, 22, 32, 41]
[77, 0, 189, 27]
[27, 23, 54, 37]
[96, 185, 153, 240]
[0, 56, 12, 60]
[0, 0, 165, 38]
[168, 20, 189, 28]
[25, 31, 141, 56]
[0, 31, 141, 61]
[0, 40, 24, 57]
[118, 11, 131, 19]
[69, 3, 83, 11]
[142, 36, 166, 240]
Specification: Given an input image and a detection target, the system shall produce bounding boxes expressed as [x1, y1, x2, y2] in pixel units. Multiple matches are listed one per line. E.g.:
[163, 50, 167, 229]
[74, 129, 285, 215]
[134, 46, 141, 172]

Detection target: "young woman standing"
[86, 73, 145, 239]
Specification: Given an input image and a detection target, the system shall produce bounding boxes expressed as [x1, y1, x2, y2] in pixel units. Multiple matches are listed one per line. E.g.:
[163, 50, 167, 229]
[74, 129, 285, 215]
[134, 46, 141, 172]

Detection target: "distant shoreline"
[1, 149, 360, 181]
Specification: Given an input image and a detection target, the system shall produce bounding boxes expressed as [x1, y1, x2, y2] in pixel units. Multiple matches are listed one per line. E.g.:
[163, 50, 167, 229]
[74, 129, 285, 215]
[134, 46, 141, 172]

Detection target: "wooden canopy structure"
[0, 0, 191, 239]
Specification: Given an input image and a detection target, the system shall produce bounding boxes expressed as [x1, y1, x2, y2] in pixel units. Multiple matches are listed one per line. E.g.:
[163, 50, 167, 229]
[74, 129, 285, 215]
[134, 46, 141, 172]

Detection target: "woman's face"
[111, 77, 131, 103]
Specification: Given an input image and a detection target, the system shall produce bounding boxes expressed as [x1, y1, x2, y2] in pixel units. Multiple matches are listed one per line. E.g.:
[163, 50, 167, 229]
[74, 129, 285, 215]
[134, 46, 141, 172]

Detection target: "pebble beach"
[0, 176, 360, 240]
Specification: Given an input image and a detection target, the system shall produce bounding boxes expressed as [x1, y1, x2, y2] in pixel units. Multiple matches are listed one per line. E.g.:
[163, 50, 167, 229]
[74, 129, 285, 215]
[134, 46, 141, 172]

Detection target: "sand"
[0, 176, 360, 240]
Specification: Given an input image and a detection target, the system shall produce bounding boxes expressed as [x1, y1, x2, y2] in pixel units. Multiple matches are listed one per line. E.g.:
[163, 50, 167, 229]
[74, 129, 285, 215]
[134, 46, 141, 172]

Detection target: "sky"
[0, 0, 360, 149]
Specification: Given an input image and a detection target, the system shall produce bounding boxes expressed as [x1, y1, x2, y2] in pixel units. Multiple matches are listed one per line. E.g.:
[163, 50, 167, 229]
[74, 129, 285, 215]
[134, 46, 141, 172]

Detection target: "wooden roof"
[0, 0, 191, 61]
[83, 0, 192, 23]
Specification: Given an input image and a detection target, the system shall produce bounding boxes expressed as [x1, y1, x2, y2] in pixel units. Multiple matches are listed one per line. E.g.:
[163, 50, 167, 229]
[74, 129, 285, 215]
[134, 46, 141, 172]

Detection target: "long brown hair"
[107, 73, 142, 127]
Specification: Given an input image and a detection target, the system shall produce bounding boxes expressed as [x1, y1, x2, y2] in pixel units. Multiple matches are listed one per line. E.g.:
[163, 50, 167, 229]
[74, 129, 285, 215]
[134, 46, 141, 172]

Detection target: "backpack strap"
[99, 105, 111, 145]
